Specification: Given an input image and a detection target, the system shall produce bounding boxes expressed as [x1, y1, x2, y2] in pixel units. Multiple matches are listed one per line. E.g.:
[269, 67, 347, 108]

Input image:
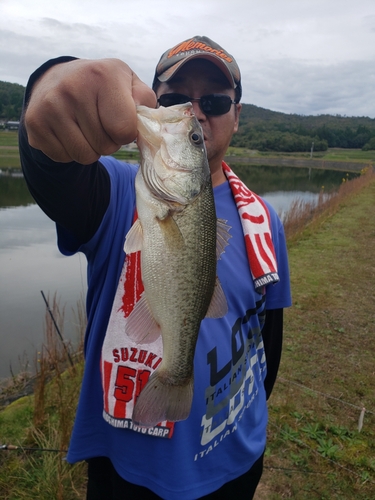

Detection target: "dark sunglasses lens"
[200, 95, 232, 116]
[158, 94, 190, 107]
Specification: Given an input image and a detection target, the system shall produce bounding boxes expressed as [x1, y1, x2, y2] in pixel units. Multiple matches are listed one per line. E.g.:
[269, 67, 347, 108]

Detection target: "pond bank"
[225, 155, 373, 172]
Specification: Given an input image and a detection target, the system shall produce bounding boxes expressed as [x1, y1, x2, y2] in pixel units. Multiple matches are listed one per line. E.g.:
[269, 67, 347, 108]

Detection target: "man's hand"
[25, 58, 157, 164]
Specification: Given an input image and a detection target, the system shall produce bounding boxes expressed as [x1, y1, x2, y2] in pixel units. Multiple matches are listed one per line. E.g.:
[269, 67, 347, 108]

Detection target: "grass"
[255, 168, 375, 499]
[0, 131, 21, 170]
[322, 148, 375, 162]
[111, 147, 140, 162]
[0, 131, 21, 169]
[0, 131, 140, 170]
[0, 131, 19, 147]
[227, 144, 375, 163]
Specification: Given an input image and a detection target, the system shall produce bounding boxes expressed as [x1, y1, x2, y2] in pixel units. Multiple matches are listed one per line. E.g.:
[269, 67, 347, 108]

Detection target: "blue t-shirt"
[63, 156, 291, 499]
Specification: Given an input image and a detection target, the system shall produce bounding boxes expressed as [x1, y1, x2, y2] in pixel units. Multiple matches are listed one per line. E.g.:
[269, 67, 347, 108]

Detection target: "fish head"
[136, 103, 210, 206]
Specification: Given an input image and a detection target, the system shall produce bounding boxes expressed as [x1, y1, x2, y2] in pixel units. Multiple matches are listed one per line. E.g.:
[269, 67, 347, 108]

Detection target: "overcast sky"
[1, 0, 375, 117]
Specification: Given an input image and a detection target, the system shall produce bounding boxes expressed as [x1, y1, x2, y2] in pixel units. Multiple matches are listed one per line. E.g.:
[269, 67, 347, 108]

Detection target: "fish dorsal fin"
[206, 277, 228, 319]
[124, 219, 143, 254]
[126, 293, 161, 344]
[216, 218, 232, 260]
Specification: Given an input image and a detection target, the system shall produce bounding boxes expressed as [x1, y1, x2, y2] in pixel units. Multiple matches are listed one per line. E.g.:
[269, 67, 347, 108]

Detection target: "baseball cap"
[153, 36, 242, 99]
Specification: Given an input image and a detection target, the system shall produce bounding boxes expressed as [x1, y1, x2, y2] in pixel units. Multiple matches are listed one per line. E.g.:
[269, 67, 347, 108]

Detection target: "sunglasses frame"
[157, 93, 237, 116]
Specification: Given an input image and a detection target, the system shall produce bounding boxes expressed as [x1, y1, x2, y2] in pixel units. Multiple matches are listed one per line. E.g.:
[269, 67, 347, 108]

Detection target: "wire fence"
[262, 375, 375, 484]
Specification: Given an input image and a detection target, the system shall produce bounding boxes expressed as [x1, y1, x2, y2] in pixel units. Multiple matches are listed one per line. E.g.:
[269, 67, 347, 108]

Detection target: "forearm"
[19, 119, 110, 244]
[262, 308, 283, 400]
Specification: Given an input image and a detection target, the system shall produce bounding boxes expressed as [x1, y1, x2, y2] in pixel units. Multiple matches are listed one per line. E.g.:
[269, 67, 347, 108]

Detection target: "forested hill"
[0, 81, 25, 121]
[232, 103, 375, 152]
[2, 80, 375, 152]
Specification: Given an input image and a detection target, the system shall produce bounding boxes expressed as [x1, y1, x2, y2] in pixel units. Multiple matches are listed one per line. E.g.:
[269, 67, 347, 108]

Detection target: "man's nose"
[191, 100, 206, 120]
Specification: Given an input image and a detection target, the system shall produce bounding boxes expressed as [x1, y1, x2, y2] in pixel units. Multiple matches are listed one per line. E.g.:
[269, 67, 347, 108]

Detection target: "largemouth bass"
[124, 103, 229, 427]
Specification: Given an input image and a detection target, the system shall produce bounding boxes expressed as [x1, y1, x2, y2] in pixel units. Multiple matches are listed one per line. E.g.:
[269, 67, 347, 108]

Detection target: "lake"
[0, 164, 358, 379]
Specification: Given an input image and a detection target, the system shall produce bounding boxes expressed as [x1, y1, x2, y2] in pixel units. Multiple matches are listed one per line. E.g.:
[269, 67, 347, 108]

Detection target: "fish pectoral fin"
[124, 219, 143, 254]
[126, 293, 161, 344]
[157, 215, 185, 250]
[216, 218, 232, 260]
[205, 277, 228, 319]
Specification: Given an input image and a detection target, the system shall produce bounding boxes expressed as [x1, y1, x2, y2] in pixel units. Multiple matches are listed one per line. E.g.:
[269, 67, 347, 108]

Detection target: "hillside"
[0, 81, 24, 121]
[233, 103, 375, 152]
[2, 80, 375, 151]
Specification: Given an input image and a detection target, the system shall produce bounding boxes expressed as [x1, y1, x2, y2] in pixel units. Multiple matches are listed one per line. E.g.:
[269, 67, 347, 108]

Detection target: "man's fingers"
[27, 119, 100, 165]
[132, 73, 158, 108]
[97, 66, 157, 146]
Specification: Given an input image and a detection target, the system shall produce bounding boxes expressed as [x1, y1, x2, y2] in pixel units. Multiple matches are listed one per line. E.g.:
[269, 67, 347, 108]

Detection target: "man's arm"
[19, 121, 111, 244]
[262, 308, 283, 400]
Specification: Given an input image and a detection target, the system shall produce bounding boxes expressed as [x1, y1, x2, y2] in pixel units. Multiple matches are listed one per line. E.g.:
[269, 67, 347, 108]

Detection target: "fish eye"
[190, 131, 203, 145]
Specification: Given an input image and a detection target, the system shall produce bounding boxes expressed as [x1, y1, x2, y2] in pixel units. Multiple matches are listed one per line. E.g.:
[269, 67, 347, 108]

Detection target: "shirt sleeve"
[264, 206, 292, 310]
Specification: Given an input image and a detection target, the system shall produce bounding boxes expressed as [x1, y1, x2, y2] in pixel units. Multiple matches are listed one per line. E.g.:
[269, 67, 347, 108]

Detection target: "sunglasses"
[157, 93, 237, 116]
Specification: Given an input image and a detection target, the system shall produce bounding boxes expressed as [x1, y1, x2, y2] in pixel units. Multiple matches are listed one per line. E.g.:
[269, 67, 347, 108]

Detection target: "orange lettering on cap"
[167, 38, 233, 64]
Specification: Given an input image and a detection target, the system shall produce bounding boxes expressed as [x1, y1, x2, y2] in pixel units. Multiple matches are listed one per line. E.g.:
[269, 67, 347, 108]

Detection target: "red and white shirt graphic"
[100, 250, 175, 438]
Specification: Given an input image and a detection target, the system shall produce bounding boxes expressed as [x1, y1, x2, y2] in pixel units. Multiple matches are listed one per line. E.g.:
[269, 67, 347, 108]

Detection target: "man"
[20, 36, 291, 499]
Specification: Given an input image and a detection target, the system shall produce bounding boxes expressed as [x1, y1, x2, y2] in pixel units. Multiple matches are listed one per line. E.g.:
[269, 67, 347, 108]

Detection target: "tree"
[362, 137, 375, 151]
[0, 81, 25, 120]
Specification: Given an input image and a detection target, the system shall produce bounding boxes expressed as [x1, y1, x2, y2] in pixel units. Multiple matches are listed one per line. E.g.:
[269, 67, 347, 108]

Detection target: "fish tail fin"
[132, 371, 193, 427]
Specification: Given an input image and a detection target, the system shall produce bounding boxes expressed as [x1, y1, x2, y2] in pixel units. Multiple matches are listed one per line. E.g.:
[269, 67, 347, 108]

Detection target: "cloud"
[242, 58, 375, 117]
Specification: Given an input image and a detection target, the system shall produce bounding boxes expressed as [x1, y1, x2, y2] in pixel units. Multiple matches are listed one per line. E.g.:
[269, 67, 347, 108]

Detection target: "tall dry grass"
[282, 166, 375, 241]
[15, 295, 86, 499]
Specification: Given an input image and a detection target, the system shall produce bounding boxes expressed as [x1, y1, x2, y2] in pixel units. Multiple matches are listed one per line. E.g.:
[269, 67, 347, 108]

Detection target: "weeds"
[301, 423, 326, 441]
[0, 295, 87, 499]
[316, 438, 341, 460]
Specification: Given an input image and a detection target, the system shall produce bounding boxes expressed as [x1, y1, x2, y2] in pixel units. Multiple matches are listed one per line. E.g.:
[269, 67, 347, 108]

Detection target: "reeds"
[283, 166, 375, 241]
[0, 295, 87, 499]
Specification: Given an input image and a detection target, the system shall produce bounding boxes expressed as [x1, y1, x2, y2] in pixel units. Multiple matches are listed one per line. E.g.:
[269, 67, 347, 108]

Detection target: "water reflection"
[0, 203, 87, 379]
[231, 164, 357, 219]
[1, 204, 56, 248]
[262, 190, 327, 218]
[0, 173, 34, 208]
[231, 163, 357, 195]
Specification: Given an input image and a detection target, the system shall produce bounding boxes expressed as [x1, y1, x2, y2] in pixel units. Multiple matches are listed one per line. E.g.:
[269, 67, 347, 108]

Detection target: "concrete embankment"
[224, 155, 373, 172]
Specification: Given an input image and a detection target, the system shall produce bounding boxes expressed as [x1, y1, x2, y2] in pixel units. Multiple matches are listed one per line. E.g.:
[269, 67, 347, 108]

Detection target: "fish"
[124, 102, 230, 427]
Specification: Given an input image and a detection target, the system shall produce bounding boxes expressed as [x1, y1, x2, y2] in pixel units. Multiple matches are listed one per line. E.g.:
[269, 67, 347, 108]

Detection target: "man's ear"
[233, 103, 242, 133]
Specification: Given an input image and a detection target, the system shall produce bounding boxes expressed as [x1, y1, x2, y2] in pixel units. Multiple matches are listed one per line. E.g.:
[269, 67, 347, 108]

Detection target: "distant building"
[5, 121, 20, 130]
